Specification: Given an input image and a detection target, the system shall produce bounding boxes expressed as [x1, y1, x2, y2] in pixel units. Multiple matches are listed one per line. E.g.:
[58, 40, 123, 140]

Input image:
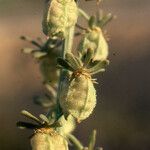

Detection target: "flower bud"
[59, 73, 96, 122]
[31, 128, 68, 150]
[42, 0, 78, 38]
[78, 27, 108, 61]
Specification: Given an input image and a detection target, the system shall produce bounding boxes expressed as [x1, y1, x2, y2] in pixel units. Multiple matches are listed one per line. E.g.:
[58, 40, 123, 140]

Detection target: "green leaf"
[74, 56, 83, 67]
[32, 51, 47, 59]
[89, 16, 96, 29]
[16, 121, 39, 129]
[88, 129, 97, 150]
[39, 114, 50, 124]
[21, 48, 38, 54]
[57, 58, 75, 72]
[33, 95, 54, 108]
[98, 13, 113, 28]
[90, 68, 105, 75]
[68, 134, 84, 150]
[20, 36, 42, 48]
[83, 49, 94, 67]
[45, 84, 57, 98]
[65, 53, 81, 70]
[88, 60, 109, 75]
[21, 110, 41, 124]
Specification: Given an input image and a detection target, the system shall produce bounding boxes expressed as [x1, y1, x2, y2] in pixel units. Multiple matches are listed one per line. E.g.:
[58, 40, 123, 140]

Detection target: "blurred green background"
[0, 0, 150, 149]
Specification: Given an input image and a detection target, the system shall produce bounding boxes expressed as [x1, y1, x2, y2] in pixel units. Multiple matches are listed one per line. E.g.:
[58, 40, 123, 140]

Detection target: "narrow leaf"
[33, 95, 53, 108]
[68, 134, 84, 150]
[88, 60, 109, 75]
[20, 36, 42, 48]
[66, 53, 81, 70]
[32, 51, 47, 58]
[88, 16, 96, 29]
[98, 13, 113, 28]
[16, 121, 39, 129]
[57, 58, 75, 72]
[45, 84, 57, 98]
[21, 110, 41, 124]
[21, 48, 38, 54]
[39, 114, 50, 124]
[90, 68, 105, 75]
[83, 49, 94, 67]
[88, 129, 97, 150]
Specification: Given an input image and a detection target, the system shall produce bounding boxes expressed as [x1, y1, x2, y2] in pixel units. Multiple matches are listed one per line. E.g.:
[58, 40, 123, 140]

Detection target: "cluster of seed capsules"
[58, 51, 109, 122]
[18, 0, 113, 149]
[42, 0, 112, 122]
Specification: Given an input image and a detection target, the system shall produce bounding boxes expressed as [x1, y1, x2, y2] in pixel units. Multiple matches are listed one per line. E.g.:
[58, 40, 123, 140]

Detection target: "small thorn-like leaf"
[16, 121, 39, 129]
[88, 60, 109, 75]
[89, 16, 96, 29]
[74, 56, 83, 67]
[98, 13, 113, 28]
[68, 134, 84, 150]
[90, 68, 105, 75]
[88, 129, 97, 150]
[45, 84, 57, 98]
[33, 95, 54, 108]
[21, 48, 38, 54]
[21, 110, 41, 124]
[20, 36, 42, 48]
[65, 53, 81, 70]
[32, 51, 47, 59]
[39, 114, 50, 124]
[83, 49, 94, 67]
[57, 58, 75, 72]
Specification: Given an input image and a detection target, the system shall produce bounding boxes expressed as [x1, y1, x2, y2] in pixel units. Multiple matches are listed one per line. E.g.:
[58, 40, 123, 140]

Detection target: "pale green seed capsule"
[42, 0, 78, 38]
[60, 73, 96, 122]
[78, 27, 108, 61]
[31, 128, 68, 150]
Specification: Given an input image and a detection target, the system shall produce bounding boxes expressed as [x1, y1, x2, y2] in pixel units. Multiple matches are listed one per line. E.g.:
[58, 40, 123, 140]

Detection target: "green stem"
[68, 134, 84, 150]
[47, 26, 75, 119]
[78, 8, 90, 20]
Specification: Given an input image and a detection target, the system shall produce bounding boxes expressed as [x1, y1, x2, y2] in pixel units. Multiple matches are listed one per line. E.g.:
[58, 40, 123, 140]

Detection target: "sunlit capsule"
[31, 128, 68, 150]
[78, 27, 108, 61]
[60, 72, 96, 122]
[42, 0, 78, 38]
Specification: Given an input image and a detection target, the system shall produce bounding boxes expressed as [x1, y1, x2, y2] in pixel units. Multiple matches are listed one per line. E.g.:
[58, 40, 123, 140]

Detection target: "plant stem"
[47, 26, 75, 120]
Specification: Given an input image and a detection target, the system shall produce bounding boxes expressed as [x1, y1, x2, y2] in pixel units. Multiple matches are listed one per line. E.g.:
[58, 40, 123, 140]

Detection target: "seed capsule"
[78, 27, 108, 61]
[60, 72, 96, 122]
[31, 128, 68, 150]
[42, 0, 78, 38]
